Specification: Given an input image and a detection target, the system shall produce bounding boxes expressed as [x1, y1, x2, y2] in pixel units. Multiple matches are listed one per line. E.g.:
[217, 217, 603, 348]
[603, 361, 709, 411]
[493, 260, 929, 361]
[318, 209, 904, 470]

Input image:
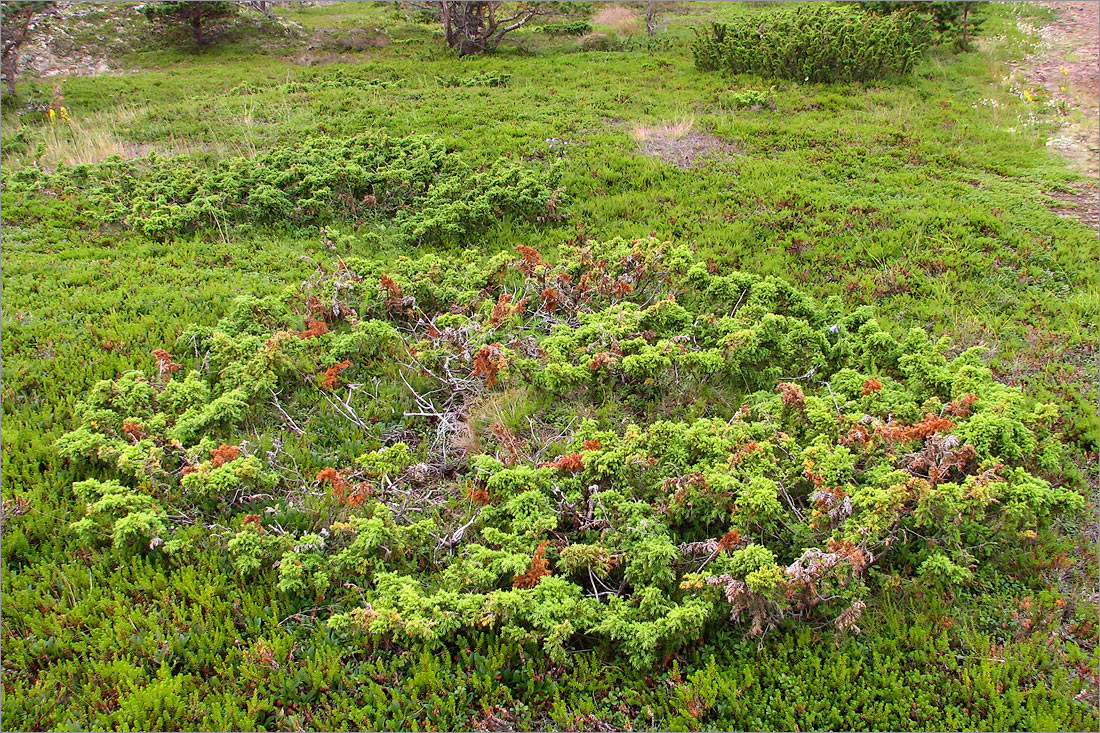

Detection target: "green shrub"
[141, 1, 237, 46]
[7, 132, 560, 244]
[693, 5, 933, 82]
[437, 72, 512, 87]
[539, 20, 592, 36]
[54, 240, 1086, 670]
[854, 1, 987, 51]
[730, 88, 774, 109]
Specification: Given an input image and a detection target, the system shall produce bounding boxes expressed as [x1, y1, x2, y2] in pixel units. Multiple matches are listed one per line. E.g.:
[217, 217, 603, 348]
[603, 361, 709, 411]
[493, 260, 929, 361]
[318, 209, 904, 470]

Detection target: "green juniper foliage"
[54, 240, 1084, 672]
[1, 1, 1097, 730]
[693, 5, 934, 82]
[538, 20, 592, 37]
[7, 132, 560, 243]
[855, 1, 988, 51]
[141, 1, 238, 46]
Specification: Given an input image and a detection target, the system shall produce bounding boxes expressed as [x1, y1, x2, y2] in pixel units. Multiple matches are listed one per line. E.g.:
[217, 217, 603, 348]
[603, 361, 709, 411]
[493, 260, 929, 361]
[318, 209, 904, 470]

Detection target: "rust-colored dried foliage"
[488, 423, 527, 466]
[515, 245, 544, 276]
[122, 421, 146, 442]
[317, 467, 351, 501]
[776, 382, 805, 407]
[210, 444, 241, 468]
[729, 441, 761, 467]
[471, 344, 506, 387]
[717, 528, 743, 551]
[320, 360, 351, 390]
[513, 541, 552, 588]
[152, 348, 182, 379]
[489, 293, 514, 326]
[879, 414, 955, 442]
[945, 393, 979, 417]
[589, 352, 613, 370]
[542, 453, 585, 472]
[300, 317, 330, 340]
[379, 275, 403, 298]
[861, 378, 883, 396]
[465, 486, 491, 506]
[540, 287, 562, 313]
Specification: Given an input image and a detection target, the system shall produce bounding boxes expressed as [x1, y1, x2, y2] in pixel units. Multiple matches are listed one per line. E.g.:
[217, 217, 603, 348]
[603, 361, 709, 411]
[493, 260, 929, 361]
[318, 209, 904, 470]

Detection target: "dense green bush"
[141, 1, 238, 46]
[855, 1, 987, 50]
[6, 132, 561, 243]
[54, 240, 1085, 671]
[693, 5, 933, 82]
[539, 20, 592, 36]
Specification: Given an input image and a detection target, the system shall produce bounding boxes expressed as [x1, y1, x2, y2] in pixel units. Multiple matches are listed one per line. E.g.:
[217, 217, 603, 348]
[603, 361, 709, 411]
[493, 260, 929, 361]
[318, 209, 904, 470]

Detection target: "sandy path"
[1023, 2, 1099, 228]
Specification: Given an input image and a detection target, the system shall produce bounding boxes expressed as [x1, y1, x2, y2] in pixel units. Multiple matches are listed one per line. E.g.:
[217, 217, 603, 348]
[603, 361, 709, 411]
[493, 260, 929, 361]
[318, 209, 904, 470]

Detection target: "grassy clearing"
[1, 2, 1097, 730]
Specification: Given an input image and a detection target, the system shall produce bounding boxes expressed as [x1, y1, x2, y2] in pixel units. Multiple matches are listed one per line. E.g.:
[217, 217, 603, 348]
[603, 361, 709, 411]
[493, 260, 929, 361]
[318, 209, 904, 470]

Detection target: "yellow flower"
[48, 108, 56, 121]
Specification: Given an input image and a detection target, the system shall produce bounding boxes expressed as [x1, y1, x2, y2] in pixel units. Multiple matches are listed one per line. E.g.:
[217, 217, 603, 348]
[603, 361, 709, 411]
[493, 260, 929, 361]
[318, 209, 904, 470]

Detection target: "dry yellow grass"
[592, 5, 642, 36]
[631, 118, 696, 142]
[9, 106, 142, 170]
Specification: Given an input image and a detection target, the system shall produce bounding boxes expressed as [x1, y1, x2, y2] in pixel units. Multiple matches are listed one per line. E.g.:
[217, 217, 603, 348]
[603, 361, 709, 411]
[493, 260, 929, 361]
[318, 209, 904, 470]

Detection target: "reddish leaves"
[860, 378, 883, 396]
[879, 414, 955, 443]
[319, 464, 347, 488]
[317, 467, 370, 505]
[122, 421, 146, 442]
[515, 245, 544, 276]
[907, 414, 955, 440]
[346, 483, 372, 507]
[826, 538, 871, 575]
[489, 294, 515, 327]
[540, 287, 562, 313]
[465, 486, 491, 506]
[729, 441, 761, 468]
[589, 352, 613, 371]
[904, 433, 977, 486]
[379, 275, 403, 298]
[611, 280, 634, 298]
[776, 382, 805, 407]
[489, 423, 527, 467]
[582, 439, 602, 451]
[471, 344, 506, 387]
[210, 444, 241, 468]
[320, 360, 351, 391]
[542, 453, 584, 472]
[512, 541, 551, 589]
[317, 467, 350, 498]
[152, 349, 182, 379]
[841, 423, 873, 447]
[945, 393, 979, 418]
[717, 528, 744, 551]
[300, 317, 330, 340]
[305, 294, 331, 322]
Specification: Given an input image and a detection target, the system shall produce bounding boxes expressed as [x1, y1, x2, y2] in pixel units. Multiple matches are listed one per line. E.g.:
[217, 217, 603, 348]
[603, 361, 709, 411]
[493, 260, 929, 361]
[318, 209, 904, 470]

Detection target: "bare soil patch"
[1018, 2, 1099, 229]
[632, 121, 738, 169]
[1047, 183, 1100, 229]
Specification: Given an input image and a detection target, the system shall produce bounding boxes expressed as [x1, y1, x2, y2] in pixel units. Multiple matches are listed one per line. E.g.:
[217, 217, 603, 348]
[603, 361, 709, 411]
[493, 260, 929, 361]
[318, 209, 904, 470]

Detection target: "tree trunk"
[646, 0, 656, 37]
[439, 1, 540, 55]
[441, 2, 454, 48]
[2, 55, 15, 95]
[191, 15, 205, 45]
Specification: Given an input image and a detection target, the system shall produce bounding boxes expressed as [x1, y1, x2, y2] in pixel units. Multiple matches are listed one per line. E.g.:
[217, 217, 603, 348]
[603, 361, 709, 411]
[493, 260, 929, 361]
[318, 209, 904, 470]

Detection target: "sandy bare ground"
[1021, 2, 1099, 228]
